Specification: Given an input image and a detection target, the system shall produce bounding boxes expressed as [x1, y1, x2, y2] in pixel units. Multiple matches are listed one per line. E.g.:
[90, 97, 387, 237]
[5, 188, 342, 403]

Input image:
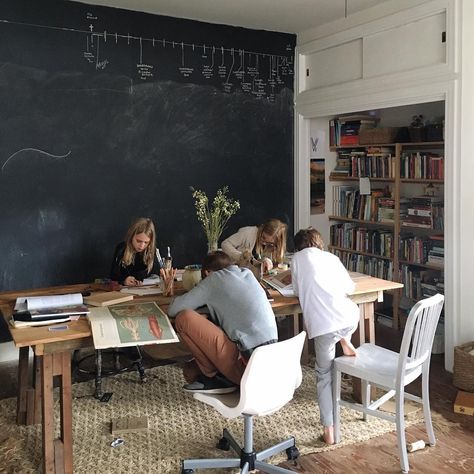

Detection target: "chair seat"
[334, 343, 422, 389]
[194, 392, 241, 418]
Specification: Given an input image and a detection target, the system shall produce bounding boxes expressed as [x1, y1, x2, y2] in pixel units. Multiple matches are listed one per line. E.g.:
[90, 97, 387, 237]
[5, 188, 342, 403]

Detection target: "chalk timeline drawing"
[1, 148, 72, 174]
[0, 14, 293, 101]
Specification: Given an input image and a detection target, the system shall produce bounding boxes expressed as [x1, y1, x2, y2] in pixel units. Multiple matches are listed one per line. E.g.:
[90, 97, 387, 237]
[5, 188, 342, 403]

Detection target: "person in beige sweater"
[221, 218, 288, 268]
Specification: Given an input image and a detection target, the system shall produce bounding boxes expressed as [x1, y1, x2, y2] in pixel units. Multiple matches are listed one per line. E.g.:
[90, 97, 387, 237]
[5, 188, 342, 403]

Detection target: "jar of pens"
[158, 247, 177, 296]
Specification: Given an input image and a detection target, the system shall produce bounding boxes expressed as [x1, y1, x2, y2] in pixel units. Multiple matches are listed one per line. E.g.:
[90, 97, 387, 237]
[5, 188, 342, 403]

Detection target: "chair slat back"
[398, 294, 444, 377]
[238, 331, 306, 416]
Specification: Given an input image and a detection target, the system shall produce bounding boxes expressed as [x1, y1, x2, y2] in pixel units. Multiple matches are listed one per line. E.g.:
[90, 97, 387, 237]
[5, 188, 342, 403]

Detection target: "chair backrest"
[237, 331, 306, 417]
[397, 293, 444, 379]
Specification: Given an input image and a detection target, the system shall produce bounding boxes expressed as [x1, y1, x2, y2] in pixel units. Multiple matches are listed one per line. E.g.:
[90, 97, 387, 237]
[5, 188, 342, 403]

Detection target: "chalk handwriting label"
[1, 15, 294, 100]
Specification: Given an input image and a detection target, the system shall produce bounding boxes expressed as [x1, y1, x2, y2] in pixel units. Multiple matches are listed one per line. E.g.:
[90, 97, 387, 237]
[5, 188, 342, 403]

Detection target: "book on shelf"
[87, 301, 179, 349]
[329, 116, 378, 147]
[262, 270, 294, 297]
[84, 291, 134, 307]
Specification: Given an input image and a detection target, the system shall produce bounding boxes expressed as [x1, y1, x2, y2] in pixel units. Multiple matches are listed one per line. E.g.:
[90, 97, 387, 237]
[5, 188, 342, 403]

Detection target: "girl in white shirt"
[291, 228, 358, 445]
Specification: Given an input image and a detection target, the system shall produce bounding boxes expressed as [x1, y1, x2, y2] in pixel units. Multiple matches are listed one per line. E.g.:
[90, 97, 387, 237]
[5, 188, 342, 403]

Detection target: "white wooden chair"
[181, 331, 306, 474]
[333, 293, 444, 473]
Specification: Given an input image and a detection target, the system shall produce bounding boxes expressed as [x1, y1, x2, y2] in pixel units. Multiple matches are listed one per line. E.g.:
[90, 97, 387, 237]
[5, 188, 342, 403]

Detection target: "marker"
[48, 325, 69, 331]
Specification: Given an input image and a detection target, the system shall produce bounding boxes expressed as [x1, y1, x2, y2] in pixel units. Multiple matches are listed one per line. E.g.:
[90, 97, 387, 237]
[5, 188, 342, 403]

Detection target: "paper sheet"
[15, 293, 83, 311]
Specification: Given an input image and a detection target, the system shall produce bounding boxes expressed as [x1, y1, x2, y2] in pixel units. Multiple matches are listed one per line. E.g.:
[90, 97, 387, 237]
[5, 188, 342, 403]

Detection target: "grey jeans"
[313, 325, 357, 427]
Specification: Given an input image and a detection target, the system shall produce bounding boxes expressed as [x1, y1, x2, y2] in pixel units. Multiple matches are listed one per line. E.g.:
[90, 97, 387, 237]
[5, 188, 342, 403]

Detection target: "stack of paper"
[11, 293, 89, 328]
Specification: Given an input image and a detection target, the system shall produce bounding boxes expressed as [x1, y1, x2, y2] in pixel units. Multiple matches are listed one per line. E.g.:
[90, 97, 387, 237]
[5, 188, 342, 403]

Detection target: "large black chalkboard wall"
[0, 0, 295, 291]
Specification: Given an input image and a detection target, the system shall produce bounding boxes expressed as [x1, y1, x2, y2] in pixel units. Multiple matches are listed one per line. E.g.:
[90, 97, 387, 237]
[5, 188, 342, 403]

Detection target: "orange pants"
[174, 309, 246, 385]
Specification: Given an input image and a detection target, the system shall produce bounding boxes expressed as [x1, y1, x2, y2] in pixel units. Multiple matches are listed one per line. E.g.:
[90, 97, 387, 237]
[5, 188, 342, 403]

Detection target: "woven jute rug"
[0, 364, 424, 474]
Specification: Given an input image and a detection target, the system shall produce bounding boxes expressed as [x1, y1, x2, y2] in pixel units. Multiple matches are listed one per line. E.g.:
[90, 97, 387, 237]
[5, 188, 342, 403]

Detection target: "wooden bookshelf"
[329, 140, 444, 328]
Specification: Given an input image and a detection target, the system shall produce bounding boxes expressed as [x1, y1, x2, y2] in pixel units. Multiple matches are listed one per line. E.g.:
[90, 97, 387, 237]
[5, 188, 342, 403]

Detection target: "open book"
[87, 301, 179, 349]
[262, 270, 295, 297]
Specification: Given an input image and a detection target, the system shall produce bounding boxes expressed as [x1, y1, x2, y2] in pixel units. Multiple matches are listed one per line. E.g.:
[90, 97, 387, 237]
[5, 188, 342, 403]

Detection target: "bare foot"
[323, 425, 335, 445]
[340, 338, 357, 356]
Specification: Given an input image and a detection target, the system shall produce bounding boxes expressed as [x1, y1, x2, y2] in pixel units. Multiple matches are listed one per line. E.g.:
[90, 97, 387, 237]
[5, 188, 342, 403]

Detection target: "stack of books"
[427, 236, 444, 266]
[11, 293, 89, 328]
[377, 197, 396, 223]
[329, 114, 378, 147]
[402, 196, 444, 230]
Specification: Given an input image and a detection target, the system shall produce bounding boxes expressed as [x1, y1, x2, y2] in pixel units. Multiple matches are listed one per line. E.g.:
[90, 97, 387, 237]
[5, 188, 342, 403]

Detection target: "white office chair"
[333, 293, 444, 473]
[181, 331, 306, 474]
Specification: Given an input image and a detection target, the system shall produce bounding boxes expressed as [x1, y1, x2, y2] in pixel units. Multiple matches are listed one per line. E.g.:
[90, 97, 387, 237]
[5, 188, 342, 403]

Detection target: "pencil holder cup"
[182, 265, 202, 291]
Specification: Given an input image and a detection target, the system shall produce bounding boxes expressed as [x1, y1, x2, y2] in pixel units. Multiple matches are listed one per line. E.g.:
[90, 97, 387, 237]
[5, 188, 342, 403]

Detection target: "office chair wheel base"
[286, 445, 300, 460]
[216, 436, 231, 451]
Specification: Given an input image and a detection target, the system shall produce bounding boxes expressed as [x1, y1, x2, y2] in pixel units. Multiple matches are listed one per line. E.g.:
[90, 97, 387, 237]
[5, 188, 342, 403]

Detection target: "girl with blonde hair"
[110, 217, 161, 286]
[221, 218, 288, 265]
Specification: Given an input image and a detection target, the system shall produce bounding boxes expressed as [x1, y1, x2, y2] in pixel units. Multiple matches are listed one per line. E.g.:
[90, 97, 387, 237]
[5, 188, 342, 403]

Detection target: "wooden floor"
[0, 323, 472, 473]
[278, 323, 474, 473]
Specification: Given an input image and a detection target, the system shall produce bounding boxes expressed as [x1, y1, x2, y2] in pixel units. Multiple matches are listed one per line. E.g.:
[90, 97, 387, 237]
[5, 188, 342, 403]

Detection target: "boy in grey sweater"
[168, 251, 278, 393]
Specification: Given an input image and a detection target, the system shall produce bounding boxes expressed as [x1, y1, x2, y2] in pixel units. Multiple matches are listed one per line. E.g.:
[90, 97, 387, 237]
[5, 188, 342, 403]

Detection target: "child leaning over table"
[291, 227, 359, 445]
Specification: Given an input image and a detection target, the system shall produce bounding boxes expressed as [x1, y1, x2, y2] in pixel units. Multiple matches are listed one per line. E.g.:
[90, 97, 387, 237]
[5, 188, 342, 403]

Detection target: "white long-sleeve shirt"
[291, 247, 359, 339]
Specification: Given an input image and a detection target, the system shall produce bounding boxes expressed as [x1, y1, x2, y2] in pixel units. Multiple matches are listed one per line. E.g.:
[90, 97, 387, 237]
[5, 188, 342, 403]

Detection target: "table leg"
[41, 354, 55, 474]
[95, 349, 103, 399]
[16, 346, 30, 425]
[59, 352, 73, 474]
[291, 312, 308, 365]
[352, 302, 376, 402]
[41, 351, 73, 474]
[33, 355, 42, 425]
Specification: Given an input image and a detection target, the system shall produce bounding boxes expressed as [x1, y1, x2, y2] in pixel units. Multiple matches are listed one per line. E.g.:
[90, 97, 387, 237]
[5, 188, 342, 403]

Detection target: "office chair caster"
[216, 436, 231, 451]
[286, 445, 300, 460]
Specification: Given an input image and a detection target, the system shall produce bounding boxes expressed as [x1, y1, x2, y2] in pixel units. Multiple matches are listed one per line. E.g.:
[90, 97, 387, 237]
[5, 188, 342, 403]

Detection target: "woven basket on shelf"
[453, 342, 474, 392]
[359, 127, 399, 145]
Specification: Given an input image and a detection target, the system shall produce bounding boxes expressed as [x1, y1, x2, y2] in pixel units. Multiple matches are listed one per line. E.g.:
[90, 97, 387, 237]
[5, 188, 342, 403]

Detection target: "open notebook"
[262, 270, 294, 297]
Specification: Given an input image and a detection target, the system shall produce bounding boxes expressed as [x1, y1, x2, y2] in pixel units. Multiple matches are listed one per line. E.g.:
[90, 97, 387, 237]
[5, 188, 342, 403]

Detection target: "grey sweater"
[168, 265, 277, 351]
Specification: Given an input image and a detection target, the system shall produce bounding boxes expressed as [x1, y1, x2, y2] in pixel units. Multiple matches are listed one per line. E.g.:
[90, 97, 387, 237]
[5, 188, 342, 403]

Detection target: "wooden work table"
[1, 272, 402, 474]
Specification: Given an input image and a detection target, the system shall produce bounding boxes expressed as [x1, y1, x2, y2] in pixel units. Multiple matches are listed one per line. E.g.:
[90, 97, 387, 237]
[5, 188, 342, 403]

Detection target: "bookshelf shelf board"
[400, 178, 444, 184]
[401, 224, 444, 233]
[329, 141, 443, 152]
[399, 260, 443, 271]
[329, 175, 395, 182]
[400, 141, 444, 148]
[328, 216, 395, 227]
[328, 245, 393, 261]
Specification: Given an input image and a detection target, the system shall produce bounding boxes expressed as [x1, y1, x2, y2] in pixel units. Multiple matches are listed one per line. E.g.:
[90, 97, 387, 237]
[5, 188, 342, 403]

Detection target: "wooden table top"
[1, 272, 402, 349]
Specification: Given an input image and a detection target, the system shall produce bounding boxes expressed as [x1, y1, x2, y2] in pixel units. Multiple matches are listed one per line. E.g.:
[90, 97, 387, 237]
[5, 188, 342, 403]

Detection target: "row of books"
[330, 224, 394, 258]
[332, 186, 393, 222]
[332, 148, 396, 178]
[399, 265, 444, 301]
[399, 235, 444, 266]
[400, 152, 444, 180]
[329, 114, 378, 147]
[332, 249, 394, 280]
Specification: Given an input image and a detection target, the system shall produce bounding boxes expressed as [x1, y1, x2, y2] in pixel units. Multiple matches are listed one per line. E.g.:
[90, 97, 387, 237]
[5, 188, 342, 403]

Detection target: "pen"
[48, 325, 69, 331]
[156, 248, 165, 267]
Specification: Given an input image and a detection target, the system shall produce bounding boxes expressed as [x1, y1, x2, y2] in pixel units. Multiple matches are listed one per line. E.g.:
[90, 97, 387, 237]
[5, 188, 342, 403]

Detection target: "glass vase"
[207, 240, 218, 253]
